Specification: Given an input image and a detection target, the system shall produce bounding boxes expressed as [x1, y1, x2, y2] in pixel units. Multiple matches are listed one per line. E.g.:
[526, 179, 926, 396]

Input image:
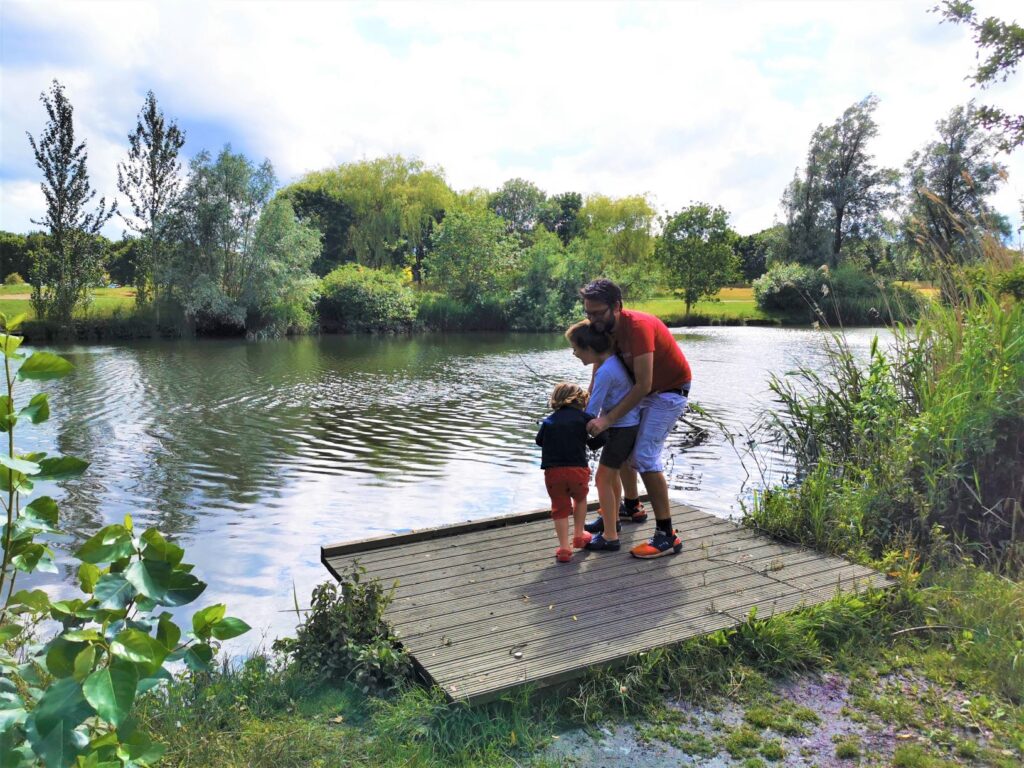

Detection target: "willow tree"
[26, 80, 116, 323]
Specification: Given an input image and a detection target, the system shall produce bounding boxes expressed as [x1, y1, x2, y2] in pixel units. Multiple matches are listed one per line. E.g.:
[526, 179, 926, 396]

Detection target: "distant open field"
[0, 285, 135, 319]
[632, 287, 775, 324]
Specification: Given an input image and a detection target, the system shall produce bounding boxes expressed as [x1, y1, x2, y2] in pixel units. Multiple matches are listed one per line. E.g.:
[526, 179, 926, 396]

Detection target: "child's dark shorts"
[544, 466, 590, 520]
[598, 425, 640, 469]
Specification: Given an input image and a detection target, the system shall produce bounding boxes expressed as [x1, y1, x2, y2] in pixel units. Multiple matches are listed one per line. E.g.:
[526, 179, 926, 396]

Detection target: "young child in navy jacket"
[536, 382, 606, 562]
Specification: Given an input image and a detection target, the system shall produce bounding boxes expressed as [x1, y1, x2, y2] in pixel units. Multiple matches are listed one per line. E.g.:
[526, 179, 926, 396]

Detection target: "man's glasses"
[583, 306, 611, 319]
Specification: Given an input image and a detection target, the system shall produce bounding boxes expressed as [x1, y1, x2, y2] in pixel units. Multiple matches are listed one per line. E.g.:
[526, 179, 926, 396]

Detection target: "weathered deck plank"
[322, 501, 889, 703]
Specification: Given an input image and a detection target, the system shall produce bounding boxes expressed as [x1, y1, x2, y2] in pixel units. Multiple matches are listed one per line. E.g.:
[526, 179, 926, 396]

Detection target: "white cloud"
[1, 0, 1022, 238]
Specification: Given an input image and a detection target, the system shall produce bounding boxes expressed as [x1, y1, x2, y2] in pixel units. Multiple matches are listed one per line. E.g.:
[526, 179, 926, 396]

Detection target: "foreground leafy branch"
[0, 311, 249, 767]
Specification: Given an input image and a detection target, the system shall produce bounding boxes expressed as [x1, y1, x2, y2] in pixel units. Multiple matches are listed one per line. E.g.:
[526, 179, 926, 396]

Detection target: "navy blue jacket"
[535, 407, 607, 469]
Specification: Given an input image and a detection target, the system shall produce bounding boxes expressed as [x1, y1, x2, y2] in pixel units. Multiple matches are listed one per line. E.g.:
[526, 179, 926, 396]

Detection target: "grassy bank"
[135, 565, 1022, 767]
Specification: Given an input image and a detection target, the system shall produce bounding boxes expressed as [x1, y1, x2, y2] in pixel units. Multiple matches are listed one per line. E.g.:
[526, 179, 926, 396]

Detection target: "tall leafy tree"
[733, 227, 781, 283]
[781, 144, 830, 264]
[940, 1, 1024, 152]
[117, 90, 186, 306]
[905, 102, 1007, 262]
[784, 96, 898, 267]
[656, 203, 737, 315]
[164, 146, 276, 329]
[279, 171, 355, 275]
[488, 178, 547, 240]
[423, 197, 520, 301]
[243, 197, 321, 332]
[538, 191, 584, 245]
[284, 156, 451, 278]
[26, 79, 116, 323]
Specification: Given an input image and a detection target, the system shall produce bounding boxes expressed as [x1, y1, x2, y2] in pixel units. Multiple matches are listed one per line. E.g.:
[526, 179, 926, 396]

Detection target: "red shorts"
[544, 466, 590, 520]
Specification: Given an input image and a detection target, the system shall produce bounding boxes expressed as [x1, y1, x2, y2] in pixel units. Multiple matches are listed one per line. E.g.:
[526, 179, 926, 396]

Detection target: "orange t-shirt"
[615, 309, 691, 392]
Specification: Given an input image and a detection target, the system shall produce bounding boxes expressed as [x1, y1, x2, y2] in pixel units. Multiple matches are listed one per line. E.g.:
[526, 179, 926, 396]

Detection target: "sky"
[2, 0, 1023, 239]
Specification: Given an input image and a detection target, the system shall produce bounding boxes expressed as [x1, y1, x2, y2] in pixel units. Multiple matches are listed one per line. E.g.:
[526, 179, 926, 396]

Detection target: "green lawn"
[0, 286, 136, 319]
[632, 287, 781, 324]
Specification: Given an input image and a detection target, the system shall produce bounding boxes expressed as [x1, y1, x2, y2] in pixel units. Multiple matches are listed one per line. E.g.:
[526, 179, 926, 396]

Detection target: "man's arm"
[587, 352, 653, 435]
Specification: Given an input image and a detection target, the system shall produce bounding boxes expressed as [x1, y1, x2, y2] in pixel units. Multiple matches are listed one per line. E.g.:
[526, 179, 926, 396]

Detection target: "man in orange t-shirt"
[580, 279, 692, 558]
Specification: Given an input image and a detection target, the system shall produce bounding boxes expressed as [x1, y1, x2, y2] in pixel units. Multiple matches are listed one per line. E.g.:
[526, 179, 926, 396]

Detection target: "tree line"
[7, 11, 1020, 335]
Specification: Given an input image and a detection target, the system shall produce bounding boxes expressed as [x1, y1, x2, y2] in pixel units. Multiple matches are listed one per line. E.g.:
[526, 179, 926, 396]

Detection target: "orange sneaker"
[630, 529, 683, 559]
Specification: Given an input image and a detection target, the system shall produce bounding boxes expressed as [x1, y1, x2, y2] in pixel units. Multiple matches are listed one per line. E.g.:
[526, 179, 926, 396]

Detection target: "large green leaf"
[0, 623, 23, 643]
[83, 660, 138, 727]
[93, 574, 136, 610]
[124, 558, 171, 601]
[191, 604, 226, 638]
[0, 332, 23, 357]
[24, 678, 92, 767]
[10, 542, 57, 574]
[118, 727, 165, 765]
[0, 395, 15, 432]
[0, 677, 27, 730]
[18, 393, 49, 425]
[0, 467, 31, 493]
[0, 454, 40, 475]
[140, 529, 184, 565]
[76, 525, 134, 564]
[210, 617, 251, 641]
[3, 313, 26, 332]
[22, 496, 59, 530]
[78, 562, 100, 593]
[72, 645, 97, 682]
[109, 630, 168, 677]
[45, 638, 88, 679]
[156, 613, 181, 651]
[34, 455, 89, 482]
[17, 351, 74, 381]
[7, 589, 50, 612]
[49, 599, 92, 622]
[183, 643, 214, 672]
[162, 570, 206, 606]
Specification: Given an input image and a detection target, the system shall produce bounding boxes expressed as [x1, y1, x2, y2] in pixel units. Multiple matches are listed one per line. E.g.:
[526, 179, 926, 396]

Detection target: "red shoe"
[572, 532, 593, 549]
[555, 547, 573, 563]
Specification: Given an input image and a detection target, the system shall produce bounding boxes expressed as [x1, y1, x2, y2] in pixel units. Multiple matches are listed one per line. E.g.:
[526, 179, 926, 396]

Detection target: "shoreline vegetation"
[3, 284, 937, 344]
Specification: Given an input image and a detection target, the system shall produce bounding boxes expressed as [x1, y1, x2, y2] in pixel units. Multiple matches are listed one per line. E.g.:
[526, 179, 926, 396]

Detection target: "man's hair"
[579, 278, 622, 309]
[565, 320, 612, 354]
[549, 382, 588, 411]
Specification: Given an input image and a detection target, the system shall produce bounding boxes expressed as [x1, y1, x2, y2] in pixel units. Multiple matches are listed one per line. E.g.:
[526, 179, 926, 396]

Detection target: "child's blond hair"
[549, 381, 588, 411]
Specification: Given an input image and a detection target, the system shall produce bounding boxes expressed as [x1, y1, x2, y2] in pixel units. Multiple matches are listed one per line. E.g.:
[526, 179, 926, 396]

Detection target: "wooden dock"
[321, 501, 889, 704]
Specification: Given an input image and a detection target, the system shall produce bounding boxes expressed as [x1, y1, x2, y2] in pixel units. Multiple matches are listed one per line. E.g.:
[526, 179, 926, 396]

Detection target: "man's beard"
[595, 315, 616, 333]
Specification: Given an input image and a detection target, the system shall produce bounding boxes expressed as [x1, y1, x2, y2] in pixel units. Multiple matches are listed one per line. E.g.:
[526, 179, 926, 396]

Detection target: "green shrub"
[4, 272, 25, 285]
[753, 263, 920, 324]
[273, 565, 411, 695]
[995, 261, 1024, 301]
[415, 292, 507, 331]
[319, 265, 416, 333]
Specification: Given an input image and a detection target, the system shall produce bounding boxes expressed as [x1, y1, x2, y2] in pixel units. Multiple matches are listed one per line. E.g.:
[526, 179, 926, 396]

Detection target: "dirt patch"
[536, 671, 987, 767]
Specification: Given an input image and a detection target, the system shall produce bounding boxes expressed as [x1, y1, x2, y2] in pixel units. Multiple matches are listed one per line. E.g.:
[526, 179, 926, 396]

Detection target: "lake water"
[17, 326, 887, 647]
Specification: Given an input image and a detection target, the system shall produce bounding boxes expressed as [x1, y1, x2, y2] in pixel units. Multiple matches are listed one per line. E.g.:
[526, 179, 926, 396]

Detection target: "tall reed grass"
[748, 211, 1024, 573]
